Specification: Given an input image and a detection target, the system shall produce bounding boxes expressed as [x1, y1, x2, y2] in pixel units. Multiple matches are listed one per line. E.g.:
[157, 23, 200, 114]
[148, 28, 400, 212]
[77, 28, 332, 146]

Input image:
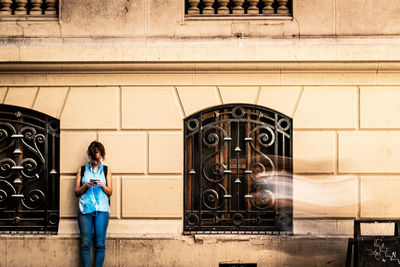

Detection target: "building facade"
[1, 0, 400, 266]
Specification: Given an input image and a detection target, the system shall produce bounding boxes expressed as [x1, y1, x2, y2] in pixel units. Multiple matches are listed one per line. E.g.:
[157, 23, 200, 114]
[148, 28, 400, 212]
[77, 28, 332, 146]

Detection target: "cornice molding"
[1, 62, 400, 73]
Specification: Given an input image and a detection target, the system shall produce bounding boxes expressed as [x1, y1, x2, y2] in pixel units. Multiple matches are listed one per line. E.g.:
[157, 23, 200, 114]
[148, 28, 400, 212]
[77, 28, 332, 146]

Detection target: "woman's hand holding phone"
[87, 179, 101, 187]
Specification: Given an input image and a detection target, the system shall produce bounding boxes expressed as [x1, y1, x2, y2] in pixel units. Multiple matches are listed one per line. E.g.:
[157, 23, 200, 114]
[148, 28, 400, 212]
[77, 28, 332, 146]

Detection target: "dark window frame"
[183, 104, 293, 234]
[0, 104, 60, 234]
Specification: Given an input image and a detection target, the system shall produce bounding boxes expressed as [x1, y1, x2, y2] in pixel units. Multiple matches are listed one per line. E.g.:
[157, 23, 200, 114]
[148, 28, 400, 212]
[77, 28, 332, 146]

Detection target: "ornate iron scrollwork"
[0, 104, 60, 234]
[184, 104, 292, 234]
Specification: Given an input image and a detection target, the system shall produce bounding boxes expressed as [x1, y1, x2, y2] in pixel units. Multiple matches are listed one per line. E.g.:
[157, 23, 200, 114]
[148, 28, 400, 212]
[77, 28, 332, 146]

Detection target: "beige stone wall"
[0, 235, 349, 267]
[1, 0, 400, 38]
[1, 62, 400, 236]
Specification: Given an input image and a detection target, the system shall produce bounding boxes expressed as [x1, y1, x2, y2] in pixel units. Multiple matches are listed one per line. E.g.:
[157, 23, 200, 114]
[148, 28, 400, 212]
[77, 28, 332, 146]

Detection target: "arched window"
[184, 104, 292, 234]
[0, 104, 60, 233]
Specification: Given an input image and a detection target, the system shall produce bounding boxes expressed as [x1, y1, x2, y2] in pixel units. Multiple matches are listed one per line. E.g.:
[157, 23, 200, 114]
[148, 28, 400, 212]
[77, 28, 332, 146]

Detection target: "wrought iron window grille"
[0, 104, 60, 234]
[183, 104, 293, 235]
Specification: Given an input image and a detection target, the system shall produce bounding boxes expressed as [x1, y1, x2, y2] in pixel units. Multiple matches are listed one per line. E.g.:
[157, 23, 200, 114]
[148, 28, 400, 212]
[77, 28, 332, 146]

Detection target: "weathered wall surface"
[2, 0, 400, 39]
[0, 235, 348, 267]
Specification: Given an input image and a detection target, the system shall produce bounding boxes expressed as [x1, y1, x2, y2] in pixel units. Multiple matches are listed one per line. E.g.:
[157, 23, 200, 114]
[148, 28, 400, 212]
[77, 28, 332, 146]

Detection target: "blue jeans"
[77, 211, 109, 267]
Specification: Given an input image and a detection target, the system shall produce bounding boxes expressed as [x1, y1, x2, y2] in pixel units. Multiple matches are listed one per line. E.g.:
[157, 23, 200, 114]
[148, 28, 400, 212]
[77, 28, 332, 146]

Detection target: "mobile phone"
[90, 179, 99, 185]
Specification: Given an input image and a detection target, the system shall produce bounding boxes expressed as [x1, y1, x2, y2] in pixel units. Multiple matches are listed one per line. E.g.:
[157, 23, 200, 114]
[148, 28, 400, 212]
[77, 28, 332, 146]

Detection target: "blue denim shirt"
[79, 162, 110, 214]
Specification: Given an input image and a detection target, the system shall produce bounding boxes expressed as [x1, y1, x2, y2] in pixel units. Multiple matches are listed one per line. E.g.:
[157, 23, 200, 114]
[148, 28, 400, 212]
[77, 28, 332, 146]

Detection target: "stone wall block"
[61, 0, 145, 37]
[337, 0, 400, 35]
[60, 131, 97, 173]
[149, 132, 183, 174]
[4, 87, 37, 108]
[122, 87, 183, 129]
[339, 131, 400, 173]
[292, 0, 335, 35]
[219, 86, 259, 104]
[33, 87, 69, 118]
[60, 176, 78, 218]
[294, 175, 357, 218]
[258, 86, 301, 117]
[0, 87, 6, 102]
[60, 87, 119, 129]
[98, 132, 146, 174]
[294, 219, 353, 236]
[361, 176, 400, 218]
[177, 86, 220, 116]
[147, 0, 182, 37]
[294, 86, 357, 129]
[107, 220, 181, 235]
[360, 86, 400, 128]
[5, 238, 79, 266]
[294, 131, 336, 173]
[110, 176, 120, 219]
[121, 177, 182, 218]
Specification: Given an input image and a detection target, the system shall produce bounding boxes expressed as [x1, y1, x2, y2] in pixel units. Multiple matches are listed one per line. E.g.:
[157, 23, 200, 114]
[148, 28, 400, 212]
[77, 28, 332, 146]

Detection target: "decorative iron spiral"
[0, 180, 16, 210]
[202, 126, 227, 148]
[0, 128, 7, 142]
[232, 213, 245, 226]
[185, 213, 200, 227]
[20, 158, 39, 179]
[0, 158, 16, 179]
[203, 162, 228, 183]
[277, 118, 291, 131]
[203, 132, 219, 147]
[47, 213, 59, 225]
[232, 106, 245, 118]
[186, 118, 199, 132]
[21, 189, 45, 210]
[251, 126, 275, 148]
[22, 126, 36, 141]
[0, 122, 16, 153]
[251, 189, 275, 209]
[277, 213, 291, 227]
[35, 134, 45, 144]
[203, 189, 226, 210]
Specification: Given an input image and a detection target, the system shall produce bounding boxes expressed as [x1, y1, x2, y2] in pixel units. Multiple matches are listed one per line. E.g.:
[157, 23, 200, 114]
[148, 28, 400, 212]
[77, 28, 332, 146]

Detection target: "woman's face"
[90, 152, 101, 168]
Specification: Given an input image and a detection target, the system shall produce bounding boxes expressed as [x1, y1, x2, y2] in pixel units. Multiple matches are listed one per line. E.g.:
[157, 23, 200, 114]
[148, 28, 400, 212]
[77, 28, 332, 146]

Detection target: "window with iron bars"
[185, 0, 292, 16]
[0, 104, 60, 234]
[184, 104, 293, 234]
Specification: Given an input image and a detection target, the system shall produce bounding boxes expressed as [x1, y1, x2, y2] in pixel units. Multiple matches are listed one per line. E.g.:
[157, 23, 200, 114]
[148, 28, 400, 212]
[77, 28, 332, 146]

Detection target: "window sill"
[185, 14, 293, 21]
[0, 16, 58, 22]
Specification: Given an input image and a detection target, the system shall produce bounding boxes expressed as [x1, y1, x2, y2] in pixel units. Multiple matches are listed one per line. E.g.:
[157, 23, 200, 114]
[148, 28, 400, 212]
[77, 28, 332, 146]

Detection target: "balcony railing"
[185, 0, 292, 16]
[0, 0, 58, 17]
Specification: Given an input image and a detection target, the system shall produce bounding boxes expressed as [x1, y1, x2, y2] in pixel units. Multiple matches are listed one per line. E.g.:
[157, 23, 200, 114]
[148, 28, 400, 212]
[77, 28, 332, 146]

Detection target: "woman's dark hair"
[87, 141, 106, 160]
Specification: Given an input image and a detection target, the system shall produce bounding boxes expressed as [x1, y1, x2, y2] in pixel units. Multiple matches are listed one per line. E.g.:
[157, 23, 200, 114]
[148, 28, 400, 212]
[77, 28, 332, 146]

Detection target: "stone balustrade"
[0, 0, 57, 17]
[186, 0, 291, 15]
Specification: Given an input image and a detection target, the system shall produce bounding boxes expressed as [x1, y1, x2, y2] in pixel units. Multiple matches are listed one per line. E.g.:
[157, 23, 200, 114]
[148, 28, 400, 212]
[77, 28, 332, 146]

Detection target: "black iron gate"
[0, 104, 60, 233]
[184, 104, 292, 234]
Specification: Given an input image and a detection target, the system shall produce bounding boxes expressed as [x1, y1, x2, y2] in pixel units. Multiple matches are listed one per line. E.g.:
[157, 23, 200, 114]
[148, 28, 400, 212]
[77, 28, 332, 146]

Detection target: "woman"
[75, 141, 112, 267]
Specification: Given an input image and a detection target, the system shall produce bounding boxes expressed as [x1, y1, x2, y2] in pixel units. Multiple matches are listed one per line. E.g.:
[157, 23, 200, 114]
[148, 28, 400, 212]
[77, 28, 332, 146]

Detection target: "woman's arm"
[75, 168, 94, 197]
[99, 169, 112, 197]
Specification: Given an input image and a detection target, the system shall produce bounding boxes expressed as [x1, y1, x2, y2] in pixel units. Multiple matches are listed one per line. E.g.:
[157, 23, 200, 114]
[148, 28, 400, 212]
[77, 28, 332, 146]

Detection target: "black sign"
[346, 220, 400, 267]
